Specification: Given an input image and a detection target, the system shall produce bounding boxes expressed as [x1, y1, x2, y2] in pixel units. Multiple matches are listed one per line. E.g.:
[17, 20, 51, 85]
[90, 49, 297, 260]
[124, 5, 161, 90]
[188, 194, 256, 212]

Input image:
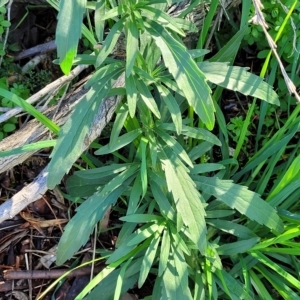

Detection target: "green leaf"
[161, 150, 207, 253]
[3, 123, 16, 133]
[47, 80, 110, 189]
[136, 80, 161, 119]
[150, 178, 176, 222]
[0, 140, 56, 158]
[217, 238, 260, 255]
[96, 17, 125, 68]
[0, 89, 59, 134]
[268, 152, 300, 200]
[139, 137, 148, 196]
[190, 163, 225, 174]
[141, 6, 185, 36]
[155, 127, 193, 167]
[94, 0, 105, 41]
[120, 214, 164, 223]
[126, 14, 139, 76]
[56, 0, 87, 74]
[139, 232, 161, 287]
[209, 25, 248, 63]
[159, 123, 221, 146]
[109, 105, 129, 148]
[127, 223, 160, 246]
[126, 74, 138, 118]
[159, 229, 170, 276]
[195, 176, 284, 233]
[162, 246, 192, 300]
[250, 251, 300, 290]
[207, 219, 257, 239]
[145, 20, 215, 130]
[95, 128, 143, 155]
[215, 269, 253, 300]
[157, 84, 182, 135]
[57, 165, 138, 264]
[199, 61, 279, 105]
[66, 163, 132, 197]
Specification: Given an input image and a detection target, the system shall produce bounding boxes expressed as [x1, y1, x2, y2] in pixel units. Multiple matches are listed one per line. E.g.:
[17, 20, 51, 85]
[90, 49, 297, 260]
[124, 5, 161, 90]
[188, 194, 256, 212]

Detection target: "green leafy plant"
[3, 0, 300, 299]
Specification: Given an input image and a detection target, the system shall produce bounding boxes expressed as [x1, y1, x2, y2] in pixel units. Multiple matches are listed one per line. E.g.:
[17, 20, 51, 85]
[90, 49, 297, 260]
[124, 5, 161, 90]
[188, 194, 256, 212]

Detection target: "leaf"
[190, 163, 225, 174]
[250, 251, 300, 290]
[161, 150, 207, 253]
[215, 269, 253, 300]
[162, 246, 192, 300]
[159, 123, 221, 146]
[0, 140, 56, 158]
[139, 232, 161, 287]
[95, 129, 143, 155]
[157, 84, 182, 135]
[126, 74, 138, 118]
[56, 0, 87, 74]
[217, 238, 260, 255]
[57, 165, 138, 265]
[127, 223, 160, 246]
[199, 61, 279, 105]
[77, 257, 142, 300]
[209, 25, 248, 63]
[207, 219, 257, 239]
[136, 80, 161, 119]
[268, 152, 300, 200]
[120, 214, 164, 223]
[47, 80, 110, 189]
[150, 178, 176, 222]
[66, 163, 132, 197]
[94, 0, 105, 41]
[141, 6, 185, 36]
[0, 89, 60, 134]
[139, 137, 148, 197]
[155, 128, 193, 167]
[126, 14, 139, 76]
[159, 229, 170, 277]
[145, 20, 215, 130]
[195, 176, 284, 233]
[96, 17, 125, 68]
[109, 105, 129, 148]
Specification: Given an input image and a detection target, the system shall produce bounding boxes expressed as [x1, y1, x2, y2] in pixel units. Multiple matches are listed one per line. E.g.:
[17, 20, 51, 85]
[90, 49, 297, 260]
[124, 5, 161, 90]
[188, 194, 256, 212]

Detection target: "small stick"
[4, 265, 104, 280]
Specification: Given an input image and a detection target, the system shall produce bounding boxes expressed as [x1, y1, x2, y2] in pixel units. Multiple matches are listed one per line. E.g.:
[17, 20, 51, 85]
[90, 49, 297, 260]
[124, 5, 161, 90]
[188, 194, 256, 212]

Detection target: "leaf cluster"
[3, 0, 300, 299]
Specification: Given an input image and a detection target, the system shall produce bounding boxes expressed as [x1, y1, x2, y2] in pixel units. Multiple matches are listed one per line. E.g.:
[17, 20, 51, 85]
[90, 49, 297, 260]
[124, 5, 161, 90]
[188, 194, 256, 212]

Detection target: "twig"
[4, 265, 104, 280]
[0, 0, 13, 69]
[13, 40, 57, 61]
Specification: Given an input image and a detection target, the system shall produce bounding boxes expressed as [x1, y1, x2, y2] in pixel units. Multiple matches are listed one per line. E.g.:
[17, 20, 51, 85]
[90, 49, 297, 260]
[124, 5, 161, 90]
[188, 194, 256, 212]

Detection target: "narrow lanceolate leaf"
[95, 129, 143, 155]
[56, 0, 87, 74]
[139, 232, 161, 287]
[96, 17, 125, 68]
[157, 85, 182, 135]
[57, 165, 138, 264]
[199, 61, 279, 106]
[159, 123, 221, 146]
[126, 74, 138, 118]
[0, 89, 60, 134]
[126, 14, 139, 77]
[155, 128, 193, 167]
[217, 237, 260, 255]
[162, 246, 192, 300]
[136, 80, 161, 119]
[0, 140, 56, 158]
[47, 80, 110, 189]
[161, 151, 207, 253]
[195, 176, 284, 233]
[145, 20, 215, 130]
